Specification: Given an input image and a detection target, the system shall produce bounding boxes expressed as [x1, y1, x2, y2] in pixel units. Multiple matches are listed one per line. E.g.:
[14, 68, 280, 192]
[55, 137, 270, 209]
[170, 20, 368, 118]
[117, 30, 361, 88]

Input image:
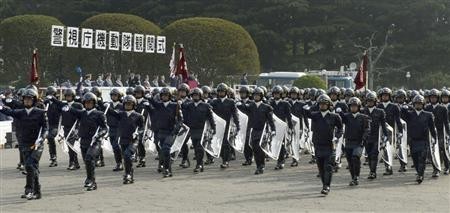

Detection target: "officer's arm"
[0, 107, 17, 118]
[285, 103, 293, 129]
[207, 105, 216, 131]
[363, 116, 371, 143]
[380, 111, 389, 137]
[41, 111, 49, 139]
[400, 106, 409, 121]
[334, 114, 343, 139]
[97, 113, 109, 137]
[394, 106, 403, 133]
[429, 114, 437, 140]
[442, 107, 450, 135]
[138, 114, 145, 132]
[231, 103, 240, 131]
[267, 107, 276, 132]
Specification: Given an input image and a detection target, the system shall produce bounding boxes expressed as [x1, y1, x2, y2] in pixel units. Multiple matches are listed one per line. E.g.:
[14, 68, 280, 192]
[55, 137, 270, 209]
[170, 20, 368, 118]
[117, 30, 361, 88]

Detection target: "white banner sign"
[50, 25, 165, 54]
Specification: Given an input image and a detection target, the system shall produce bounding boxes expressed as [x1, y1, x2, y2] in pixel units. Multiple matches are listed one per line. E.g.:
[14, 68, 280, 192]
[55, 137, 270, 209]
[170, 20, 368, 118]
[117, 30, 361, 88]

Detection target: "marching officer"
[106, 95, 144, 184]
[303, 94, 343, 195]
[401, 95, 437, 183]
[43, 86, 60, 167]
[237, 86, 253, 166]
[424, 89, 449, 177]
[288, 87, 309, 167]
[377, 87, 403, 175]
[146, 88, 183, 177]
[184, 88, 216, 173]
[240, 87, 276, 175]
[63, 92, 108, 191]
[0, 89, 48, 200]
[106, 88, 124, 171]
[439, 89, 450, 175]
[209, 83, 240, 169]
[91, 86, 106, 168]
[269, 86, 293, 170]
[134, 85, 150, 168]
[362, 92, 388, 180]
[177, 83, 193, 168]
[338, 97, 370, 186]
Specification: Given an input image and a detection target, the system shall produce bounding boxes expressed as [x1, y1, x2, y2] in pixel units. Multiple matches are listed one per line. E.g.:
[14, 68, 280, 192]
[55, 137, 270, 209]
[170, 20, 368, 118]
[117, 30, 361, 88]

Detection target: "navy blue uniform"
[401, 109, 437, 177]
[304, 110, 343, 188]
[0, 107, 48, 196]
[424, 104, 449, 171]
[105, 101, 124, 165]
[237, 98, 253, 163]
[362, 107, 388, 175]
[44, 97, 62, 162]
[270, 99, 293, 166]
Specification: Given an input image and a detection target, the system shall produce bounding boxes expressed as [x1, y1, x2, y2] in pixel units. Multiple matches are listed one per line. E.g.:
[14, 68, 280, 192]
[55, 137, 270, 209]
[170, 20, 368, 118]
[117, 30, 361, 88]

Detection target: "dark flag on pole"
[354, 52, 368, 91]
[30, 49, 39, 84]
[175, 45, 189, 81]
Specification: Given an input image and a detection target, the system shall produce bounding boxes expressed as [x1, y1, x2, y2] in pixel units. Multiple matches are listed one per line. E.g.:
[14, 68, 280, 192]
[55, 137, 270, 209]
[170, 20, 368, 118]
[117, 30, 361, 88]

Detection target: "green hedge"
[293, 75, 327, 89]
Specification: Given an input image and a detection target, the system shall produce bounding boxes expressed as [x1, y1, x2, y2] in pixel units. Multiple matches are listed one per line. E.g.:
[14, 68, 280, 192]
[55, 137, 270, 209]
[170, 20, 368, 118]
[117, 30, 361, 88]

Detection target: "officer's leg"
[438, 139, 449, 174]
[122, 143, 137, 183]
[316, 155, 325, 184]
[80, 146, 90, 187]
[366, 142, 378, 179]
[344, 148, 354, 179]
[85, 144, 99, 190]
[276, 141, 286, 169]
[323, 153, 334, 188]
[21, 149, 34, 197]
[110, 134, 123, 171]
[193, 137, 204, 172]
[137, 136, 146, 167]
[243, 132, 253, 165]
[48, 128, 58, 167]
[252, 133, 265, 174]
[351, 146, 362, 185]
[179, 136, 190, 168]
[160, 135, 172, 177]
[220, 138, 230, 168]
[417, 149, 427, 178]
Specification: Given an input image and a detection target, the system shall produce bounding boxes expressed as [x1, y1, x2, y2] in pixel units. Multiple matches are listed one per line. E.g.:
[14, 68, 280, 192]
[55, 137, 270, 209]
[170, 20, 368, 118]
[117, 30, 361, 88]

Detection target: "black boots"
[112, 163, 123, 172]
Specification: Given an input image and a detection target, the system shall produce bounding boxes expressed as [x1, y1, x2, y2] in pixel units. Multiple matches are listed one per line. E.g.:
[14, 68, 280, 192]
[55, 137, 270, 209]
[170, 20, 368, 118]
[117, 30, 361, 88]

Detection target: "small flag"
[175, 44, 189, 81]
[30, 49, 39, 84]
[354, 52, 368, 91]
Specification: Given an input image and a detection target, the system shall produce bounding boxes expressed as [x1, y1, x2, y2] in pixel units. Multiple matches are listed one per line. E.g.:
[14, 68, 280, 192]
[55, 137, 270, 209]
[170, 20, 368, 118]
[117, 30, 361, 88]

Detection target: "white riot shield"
[397, 119, 408, 164]
[72, 139, 81, 155]
[60, 135, 69, 155]
[379, 124, 394, 167]
[430, 132, 442, 171]
[170, 124, 190, 160]
[445, 131, 450, 161]
[260, 115, 287, 160]
[228, 109, 248, 153]
[304, 118, 314, 156]
[336, 125, 345, 163]
[201, 113, 226, 158]
[289, 114, 301, 161]
[143, 115, 157, 155]
[101, 138, 114, 156]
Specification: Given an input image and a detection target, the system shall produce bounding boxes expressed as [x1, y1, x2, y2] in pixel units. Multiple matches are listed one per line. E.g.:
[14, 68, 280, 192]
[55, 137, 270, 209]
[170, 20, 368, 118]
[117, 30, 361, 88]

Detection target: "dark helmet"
[299, 89, 304, 95]
[344, 88, 355, 97]
[64, 88, 76, 97]
[348, 97, 362, 106]
[22, 88, 38, 100]
[216, 83, 228, 92]
[289, 87, 300, 95]
[412, 95, 425, 105]
[253, 87, 264, 97]
[429, 88, 441, 97]
[410, 90, 420, 100]
[160, 87, 171, 97]
[317, 94, 332, 105]
[366, 92, 378, 102]
[91, 86, 101, 96]
[82, 88, 90, 95]
[316, 89, 326, 98]
[46, 86, 57, 96]
[122, 95, 137, 106]
[395, 89, 407, 99]
[380, 87, 392, 96]
[82, 92, 97, 104]
[110, 88, 122, 97]
[211, 88, 217, 96]
[126, 87, 135, 95]
[151, 88, 160, 95]
[201, 86, 212, 94]
[191, 88, 203, 97]
[17, 88, 26, 96]
[134, 85, 145, 95]
[282, 86, 289, 94]
[441, 89, 450, 97]
[271, 85, 283, 94]
[309, 88, 317, 98]
[259, 86, 268, 96]
[423, 90, 430, 97]
[26, 84, 38, 92]
[239, 86, 249, 94]
[178, 83, 190, 92]
[327, 86, 341, 96]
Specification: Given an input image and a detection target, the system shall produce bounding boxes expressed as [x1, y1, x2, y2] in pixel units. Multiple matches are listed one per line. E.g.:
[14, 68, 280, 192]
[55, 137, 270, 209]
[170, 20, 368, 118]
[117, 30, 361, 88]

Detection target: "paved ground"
[1, 144, 449, 213]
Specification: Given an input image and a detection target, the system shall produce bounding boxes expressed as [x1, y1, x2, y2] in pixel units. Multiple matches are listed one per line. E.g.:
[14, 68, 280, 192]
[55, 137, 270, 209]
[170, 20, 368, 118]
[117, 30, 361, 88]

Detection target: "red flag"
[30, 49, 39, 84]
[175, 46, 189, 81]
[354, 52, 368, 90]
